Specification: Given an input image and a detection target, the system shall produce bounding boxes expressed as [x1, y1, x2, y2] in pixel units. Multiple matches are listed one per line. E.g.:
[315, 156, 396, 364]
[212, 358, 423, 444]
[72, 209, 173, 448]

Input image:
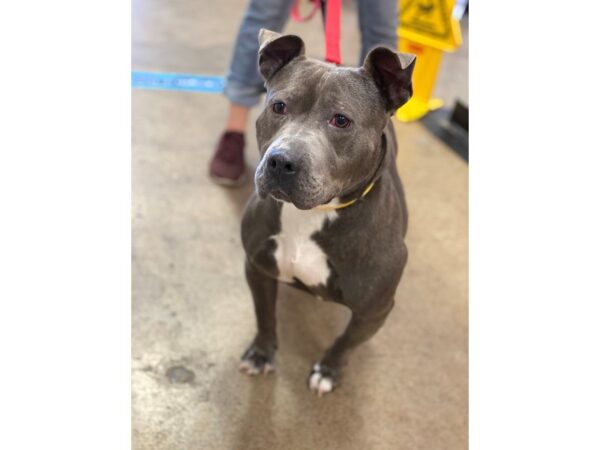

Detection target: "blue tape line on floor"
[132, 72, 224, 93]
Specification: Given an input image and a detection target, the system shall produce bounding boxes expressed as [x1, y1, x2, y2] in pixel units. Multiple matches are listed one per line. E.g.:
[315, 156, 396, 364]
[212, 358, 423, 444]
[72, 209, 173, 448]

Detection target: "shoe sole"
[209, 171, 247, 187]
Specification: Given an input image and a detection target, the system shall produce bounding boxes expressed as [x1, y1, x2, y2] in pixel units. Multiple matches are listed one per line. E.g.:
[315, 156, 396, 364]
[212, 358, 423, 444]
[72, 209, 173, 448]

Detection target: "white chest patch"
[271, 203, 338, 287]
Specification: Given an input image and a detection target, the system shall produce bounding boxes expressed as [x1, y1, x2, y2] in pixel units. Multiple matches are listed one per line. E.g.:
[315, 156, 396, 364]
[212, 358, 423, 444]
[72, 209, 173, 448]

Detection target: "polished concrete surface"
[132, 1, 468, 448]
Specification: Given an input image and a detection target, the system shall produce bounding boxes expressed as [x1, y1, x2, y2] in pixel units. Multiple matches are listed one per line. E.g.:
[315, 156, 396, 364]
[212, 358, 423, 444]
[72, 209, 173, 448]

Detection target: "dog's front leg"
[239, 259, 278, 375]
[308, 297, 395, 395]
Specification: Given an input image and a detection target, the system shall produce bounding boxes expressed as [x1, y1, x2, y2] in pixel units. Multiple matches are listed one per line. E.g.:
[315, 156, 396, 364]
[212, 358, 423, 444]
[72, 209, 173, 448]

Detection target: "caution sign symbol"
[400, 0, 451, 39]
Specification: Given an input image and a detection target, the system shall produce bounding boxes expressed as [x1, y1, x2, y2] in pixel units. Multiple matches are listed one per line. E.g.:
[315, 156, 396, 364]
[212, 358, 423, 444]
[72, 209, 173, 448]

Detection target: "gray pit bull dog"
[239, 29, 415, 396]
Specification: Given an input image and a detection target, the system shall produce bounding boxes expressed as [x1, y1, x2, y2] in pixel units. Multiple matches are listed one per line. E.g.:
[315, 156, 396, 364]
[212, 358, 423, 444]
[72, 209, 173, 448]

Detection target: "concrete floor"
[132, 1, 468, 449]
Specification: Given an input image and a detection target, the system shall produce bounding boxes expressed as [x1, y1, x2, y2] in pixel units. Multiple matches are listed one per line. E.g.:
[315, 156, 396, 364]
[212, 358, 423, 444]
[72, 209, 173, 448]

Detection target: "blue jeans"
[223, 0, 398, 107]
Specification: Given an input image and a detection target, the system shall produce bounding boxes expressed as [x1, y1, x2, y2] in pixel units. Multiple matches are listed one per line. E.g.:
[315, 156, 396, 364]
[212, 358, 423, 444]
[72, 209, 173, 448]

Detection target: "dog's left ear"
[258, 28, 305, 81]
[363, 47, 416, 113]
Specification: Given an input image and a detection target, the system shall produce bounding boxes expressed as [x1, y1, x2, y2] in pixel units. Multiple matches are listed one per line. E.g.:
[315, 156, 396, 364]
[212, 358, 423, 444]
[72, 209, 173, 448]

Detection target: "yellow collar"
[315, 182, 375, 211]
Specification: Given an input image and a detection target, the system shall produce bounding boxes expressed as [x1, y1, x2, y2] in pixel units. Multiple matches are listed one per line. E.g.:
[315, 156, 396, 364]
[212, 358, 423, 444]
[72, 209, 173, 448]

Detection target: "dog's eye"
[272, 102, 287, 115]
[330, 114, 351, 129]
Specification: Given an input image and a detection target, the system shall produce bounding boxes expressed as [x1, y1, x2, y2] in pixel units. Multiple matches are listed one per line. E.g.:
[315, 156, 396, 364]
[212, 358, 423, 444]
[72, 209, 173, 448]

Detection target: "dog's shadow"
[216, 284, 374, 450]
[220, 175, 254, 218]
[222, 146, 260, 217]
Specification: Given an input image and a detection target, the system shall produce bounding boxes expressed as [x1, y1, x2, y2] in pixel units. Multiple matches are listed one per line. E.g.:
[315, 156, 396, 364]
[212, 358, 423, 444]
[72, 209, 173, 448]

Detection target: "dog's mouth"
[269, 188, 291, 203]
[258, 171, 333, 210]
[269, 189, 337, 210]
[268, 188, 316, 210]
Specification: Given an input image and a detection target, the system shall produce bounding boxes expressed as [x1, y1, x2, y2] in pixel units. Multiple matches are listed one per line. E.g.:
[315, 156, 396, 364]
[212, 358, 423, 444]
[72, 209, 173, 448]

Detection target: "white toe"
[309, 365, 334, 396]
[239, 359, 274, 375]
[309, 372, 321, 390]
[317, 377, 333, 395]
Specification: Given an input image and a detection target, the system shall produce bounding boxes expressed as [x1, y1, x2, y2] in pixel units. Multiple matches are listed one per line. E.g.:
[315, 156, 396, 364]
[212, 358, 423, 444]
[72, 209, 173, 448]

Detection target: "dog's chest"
[271, 204, 337, 287]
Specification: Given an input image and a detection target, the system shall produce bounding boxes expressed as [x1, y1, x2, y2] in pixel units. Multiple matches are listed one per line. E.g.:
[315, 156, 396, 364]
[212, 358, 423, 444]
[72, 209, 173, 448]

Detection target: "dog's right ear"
[258, 28, 305, 81]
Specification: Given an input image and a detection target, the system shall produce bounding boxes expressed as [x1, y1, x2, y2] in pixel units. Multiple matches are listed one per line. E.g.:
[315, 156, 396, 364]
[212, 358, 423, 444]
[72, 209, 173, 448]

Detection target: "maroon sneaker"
[209, 131, 246, 186]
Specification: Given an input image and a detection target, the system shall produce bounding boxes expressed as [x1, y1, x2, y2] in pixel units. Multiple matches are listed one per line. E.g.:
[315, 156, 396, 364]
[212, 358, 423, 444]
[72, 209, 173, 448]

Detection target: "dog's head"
[254, 29, 415, 210]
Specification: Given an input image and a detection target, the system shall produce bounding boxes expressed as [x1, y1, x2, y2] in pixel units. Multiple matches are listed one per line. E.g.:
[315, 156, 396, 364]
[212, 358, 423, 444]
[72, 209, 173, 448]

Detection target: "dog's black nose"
[267, 150, 296, 176]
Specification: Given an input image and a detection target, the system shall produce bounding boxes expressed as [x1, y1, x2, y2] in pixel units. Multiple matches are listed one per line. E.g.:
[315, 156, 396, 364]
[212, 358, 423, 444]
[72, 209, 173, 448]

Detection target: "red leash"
[323, 0, 341, 65]
[290, 0, 341, 65]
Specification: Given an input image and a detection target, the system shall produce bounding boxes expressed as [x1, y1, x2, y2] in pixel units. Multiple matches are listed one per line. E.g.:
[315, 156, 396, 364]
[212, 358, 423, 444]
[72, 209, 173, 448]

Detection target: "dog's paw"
[239, 345, 275, 376]
[308, 364, 336, 396]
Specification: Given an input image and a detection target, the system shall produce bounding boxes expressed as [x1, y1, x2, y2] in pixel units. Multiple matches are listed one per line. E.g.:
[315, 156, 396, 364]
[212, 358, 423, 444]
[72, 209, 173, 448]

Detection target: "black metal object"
[449, 100, 468, 132]
[421, 101, 469, 162]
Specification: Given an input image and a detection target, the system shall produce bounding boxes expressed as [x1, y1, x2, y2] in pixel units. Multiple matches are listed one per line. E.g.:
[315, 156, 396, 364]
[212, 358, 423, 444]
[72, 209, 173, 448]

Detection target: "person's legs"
[210, 0, 294, 185]
[356, 0, 398, 65]
[224, 0, 295, 111]
[224, 104, 250, 133]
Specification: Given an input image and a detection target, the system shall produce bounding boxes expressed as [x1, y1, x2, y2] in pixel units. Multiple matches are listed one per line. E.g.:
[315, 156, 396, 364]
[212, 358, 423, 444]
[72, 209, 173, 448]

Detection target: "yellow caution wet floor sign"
[396, 0, 462, 122]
